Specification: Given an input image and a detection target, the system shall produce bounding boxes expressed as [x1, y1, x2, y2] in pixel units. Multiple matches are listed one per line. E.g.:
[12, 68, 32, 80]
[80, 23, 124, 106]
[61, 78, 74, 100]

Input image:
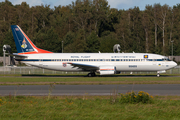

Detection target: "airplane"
[11, 25, 177, 77]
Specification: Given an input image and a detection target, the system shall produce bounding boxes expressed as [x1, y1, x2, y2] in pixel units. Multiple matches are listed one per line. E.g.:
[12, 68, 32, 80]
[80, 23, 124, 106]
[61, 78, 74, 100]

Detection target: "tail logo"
[21, 38, 27, 49]
[15, 28, 19, 31]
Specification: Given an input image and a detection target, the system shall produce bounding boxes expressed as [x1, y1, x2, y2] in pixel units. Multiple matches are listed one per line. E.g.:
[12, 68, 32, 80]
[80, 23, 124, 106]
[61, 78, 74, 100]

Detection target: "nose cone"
[172, 61, 177, 68]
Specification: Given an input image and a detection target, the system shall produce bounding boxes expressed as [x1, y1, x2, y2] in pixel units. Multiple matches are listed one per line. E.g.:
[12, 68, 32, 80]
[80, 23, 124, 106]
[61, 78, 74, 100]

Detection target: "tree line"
[1, 0, 180, 56]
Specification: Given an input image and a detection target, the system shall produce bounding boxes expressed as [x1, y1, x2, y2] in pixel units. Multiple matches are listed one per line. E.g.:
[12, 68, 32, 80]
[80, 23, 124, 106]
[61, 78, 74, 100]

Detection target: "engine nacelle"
[99, 66, 116, 75]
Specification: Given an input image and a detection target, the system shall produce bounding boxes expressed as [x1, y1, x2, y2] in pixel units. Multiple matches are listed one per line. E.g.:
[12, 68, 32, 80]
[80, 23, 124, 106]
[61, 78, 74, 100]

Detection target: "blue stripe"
[15, 59, 167, 62]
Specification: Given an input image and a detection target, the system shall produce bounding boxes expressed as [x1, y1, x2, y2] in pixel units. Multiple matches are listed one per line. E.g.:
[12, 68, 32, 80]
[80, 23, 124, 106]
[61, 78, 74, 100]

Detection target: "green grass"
[0, 74, 21, 77]
[0, 76, 180, 85]
[0, 95, 180, 119]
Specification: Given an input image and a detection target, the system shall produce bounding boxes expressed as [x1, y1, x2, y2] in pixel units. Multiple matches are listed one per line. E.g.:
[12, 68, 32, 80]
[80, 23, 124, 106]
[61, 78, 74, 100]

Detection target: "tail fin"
[11, 25, 52, 54]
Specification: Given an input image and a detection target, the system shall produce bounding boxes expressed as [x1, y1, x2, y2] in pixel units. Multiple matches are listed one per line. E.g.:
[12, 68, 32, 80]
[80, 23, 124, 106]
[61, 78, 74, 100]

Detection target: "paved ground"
[0, 84, 180, 96]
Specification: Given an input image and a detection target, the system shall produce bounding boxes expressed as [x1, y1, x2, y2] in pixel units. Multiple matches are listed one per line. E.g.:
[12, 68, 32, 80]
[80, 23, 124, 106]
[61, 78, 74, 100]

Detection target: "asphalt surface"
[0, 84, 180, 96]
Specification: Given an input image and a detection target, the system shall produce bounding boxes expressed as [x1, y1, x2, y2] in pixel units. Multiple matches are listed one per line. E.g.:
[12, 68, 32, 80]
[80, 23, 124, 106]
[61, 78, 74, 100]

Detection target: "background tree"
[1, 0, 180, 56]
[86, 31, 100, 53]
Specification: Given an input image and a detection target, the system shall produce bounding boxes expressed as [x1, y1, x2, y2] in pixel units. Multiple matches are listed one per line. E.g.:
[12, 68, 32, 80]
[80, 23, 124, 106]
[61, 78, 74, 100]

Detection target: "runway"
[0, 84, 180, 96]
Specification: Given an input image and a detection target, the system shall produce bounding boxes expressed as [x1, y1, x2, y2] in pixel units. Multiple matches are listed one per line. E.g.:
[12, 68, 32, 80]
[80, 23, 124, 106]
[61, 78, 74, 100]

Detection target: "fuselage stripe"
[16, 59, 171, 62]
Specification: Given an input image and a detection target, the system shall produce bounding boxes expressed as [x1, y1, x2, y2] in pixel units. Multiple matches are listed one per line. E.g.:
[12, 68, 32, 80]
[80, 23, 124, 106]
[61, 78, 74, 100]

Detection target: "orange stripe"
[100, 69, 114, 71]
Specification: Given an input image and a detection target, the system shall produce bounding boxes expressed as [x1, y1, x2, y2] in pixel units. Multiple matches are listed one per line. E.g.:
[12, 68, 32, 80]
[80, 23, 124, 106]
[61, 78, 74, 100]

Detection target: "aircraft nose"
[172, 61, 177, 67]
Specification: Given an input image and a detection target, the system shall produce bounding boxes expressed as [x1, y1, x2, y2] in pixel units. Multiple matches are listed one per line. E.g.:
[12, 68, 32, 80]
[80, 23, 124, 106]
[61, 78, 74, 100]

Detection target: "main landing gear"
[87, 72, 96, 77]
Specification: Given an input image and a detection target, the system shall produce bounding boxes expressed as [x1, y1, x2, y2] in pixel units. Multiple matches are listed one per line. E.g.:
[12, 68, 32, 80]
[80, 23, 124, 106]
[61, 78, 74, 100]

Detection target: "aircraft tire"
[157, 73, 160, 77]
[88, 73, 92, 77]
[88, 73, 96, 77]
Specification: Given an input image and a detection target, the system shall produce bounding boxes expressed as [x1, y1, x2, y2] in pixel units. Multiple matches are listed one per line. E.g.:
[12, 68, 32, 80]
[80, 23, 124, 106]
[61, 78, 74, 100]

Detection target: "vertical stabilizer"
[11, 25, 52, 54]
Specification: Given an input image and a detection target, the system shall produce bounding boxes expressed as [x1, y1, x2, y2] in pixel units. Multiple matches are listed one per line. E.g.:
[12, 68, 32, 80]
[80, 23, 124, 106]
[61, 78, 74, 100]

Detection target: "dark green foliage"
[73, 29, 87, 53]
[34, 27, 61, 52]
[86, 31, 100, 53]
[99, 32, 118, 52]
[1, 0, 180, 55]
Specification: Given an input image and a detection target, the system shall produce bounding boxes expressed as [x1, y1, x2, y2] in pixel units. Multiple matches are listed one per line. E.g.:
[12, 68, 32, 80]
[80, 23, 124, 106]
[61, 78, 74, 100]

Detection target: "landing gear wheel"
[157, 73, 160, 77]
[87, 72, 96, 77]
[88, 73, 92, 77]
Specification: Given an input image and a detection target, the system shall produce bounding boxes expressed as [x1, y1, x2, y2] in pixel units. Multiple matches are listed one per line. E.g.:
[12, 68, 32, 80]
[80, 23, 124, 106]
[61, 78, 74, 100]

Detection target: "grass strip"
[0, 95, 180, 119]
[0, 76, 180, 85]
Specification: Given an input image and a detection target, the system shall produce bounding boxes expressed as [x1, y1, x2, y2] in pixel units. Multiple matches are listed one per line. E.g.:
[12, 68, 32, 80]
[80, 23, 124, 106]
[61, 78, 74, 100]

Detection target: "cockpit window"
[162, 58, 171, 61]
[167, 58, 171, 61]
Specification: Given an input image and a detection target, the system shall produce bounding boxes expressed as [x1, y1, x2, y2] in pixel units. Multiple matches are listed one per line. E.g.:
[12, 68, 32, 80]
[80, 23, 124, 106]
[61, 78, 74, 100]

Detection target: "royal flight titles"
[70, 56, 136, 58]
[71, 56, 91, 58]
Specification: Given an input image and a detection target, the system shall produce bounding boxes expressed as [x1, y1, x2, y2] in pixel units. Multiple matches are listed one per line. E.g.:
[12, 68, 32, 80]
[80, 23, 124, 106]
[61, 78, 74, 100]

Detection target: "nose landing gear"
[157, 73, 160, 77]
[157, 70, 166, 77]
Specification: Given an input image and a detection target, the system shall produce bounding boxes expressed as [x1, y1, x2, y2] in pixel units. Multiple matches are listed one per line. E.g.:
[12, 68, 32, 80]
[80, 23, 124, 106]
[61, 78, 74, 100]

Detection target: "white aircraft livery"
[11, 25, 177, 77]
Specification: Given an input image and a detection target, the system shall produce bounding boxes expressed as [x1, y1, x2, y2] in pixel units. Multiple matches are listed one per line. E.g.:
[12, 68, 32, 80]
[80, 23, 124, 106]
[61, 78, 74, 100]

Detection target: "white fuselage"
[16, 53, 177, 73]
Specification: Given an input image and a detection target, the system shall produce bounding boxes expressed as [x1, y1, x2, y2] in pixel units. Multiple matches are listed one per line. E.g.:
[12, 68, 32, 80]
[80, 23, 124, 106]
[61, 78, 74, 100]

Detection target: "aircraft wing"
[68, 63, 99, 71]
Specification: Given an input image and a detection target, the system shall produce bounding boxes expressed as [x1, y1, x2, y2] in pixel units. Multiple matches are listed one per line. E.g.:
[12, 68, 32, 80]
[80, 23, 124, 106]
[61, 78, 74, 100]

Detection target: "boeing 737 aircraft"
[11, 25, 177, 77]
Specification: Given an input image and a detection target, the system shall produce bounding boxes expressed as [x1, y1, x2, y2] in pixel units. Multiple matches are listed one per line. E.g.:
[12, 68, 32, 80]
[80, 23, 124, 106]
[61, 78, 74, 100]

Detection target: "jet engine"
[99, 66, 116, 75]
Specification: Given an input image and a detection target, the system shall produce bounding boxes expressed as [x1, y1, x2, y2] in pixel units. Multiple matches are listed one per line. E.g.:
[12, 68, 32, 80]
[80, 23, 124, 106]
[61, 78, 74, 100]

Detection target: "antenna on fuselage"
[113, 44, 121, 53]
